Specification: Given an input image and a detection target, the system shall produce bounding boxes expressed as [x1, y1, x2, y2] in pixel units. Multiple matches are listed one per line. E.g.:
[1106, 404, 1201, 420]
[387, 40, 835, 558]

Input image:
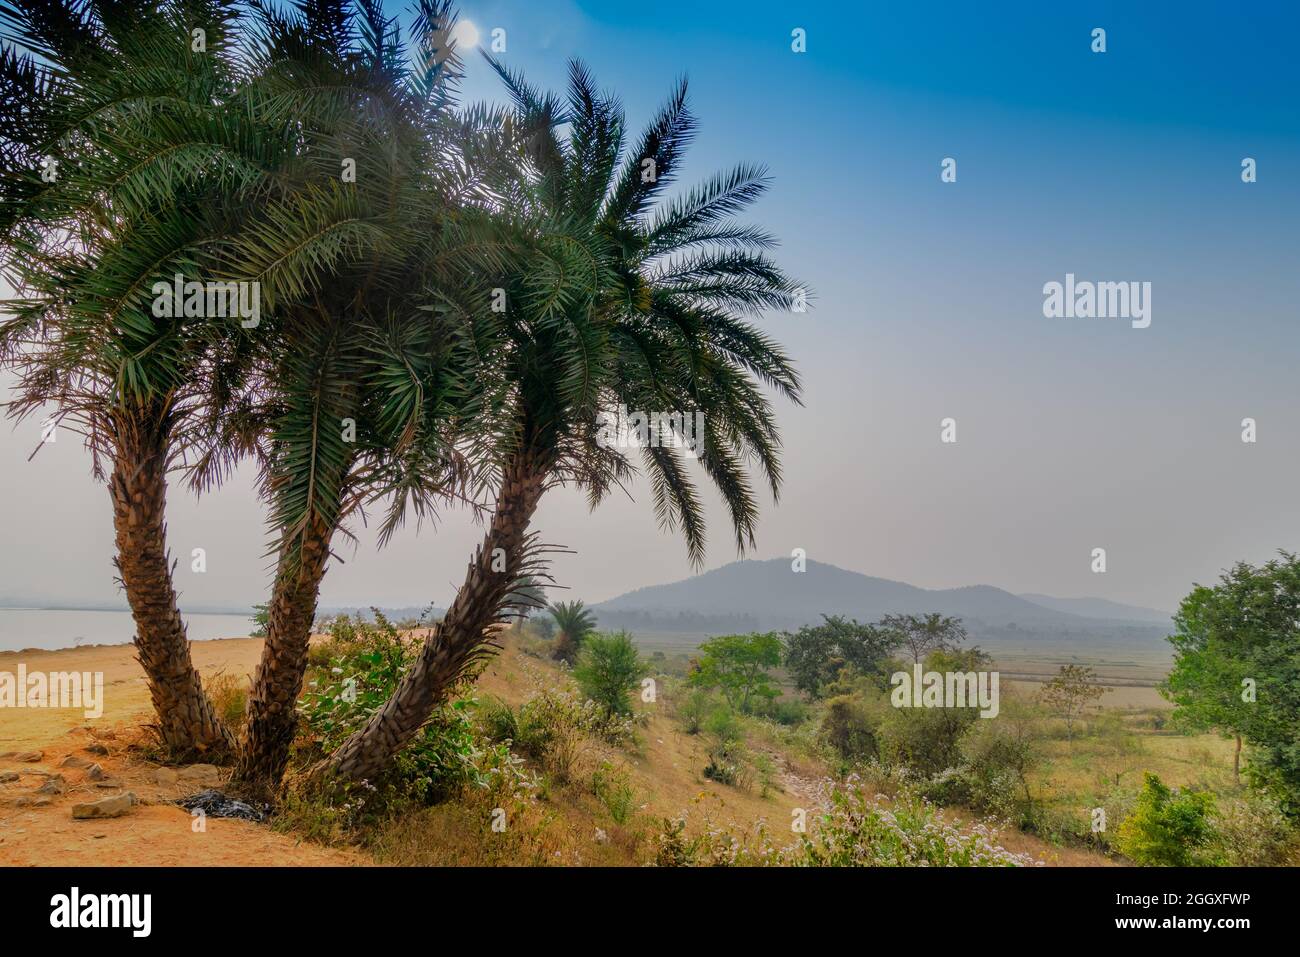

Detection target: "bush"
[877, 701, 978, 777]
[479, 688, 634, 785]
[819, 694, 878, 765]
[1115, 773, 1221, 866]
[592, 761, 638, 825]
[573, 631, 648, 718]
[957, 702, 1040, 815]
[757, 697, 809, 726]
[298, 611, 528, 807]
[702, 704, 748, 787]
[675, 686, 715, 735]
[1213, 792, 1297, 866]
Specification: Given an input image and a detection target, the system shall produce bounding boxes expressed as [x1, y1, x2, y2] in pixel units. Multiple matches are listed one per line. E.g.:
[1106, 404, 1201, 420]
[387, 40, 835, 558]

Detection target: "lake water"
[0, 608, 254, 652]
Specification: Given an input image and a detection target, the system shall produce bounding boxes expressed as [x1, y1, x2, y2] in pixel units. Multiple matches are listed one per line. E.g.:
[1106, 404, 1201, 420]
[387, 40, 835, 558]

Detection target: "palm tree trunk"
[320, 452, 547, 784]
[232, 514, 334, 797]
[110, 417, 234, 758]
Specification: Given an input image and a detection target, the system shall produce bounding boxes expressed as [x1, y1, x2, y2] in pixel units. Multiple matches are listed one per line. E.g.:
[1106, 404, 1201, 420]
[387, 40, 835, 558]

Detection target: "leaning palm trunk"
[109, 415, 234, 758]
[321, 452, 548, 784]
[232, 515, 335, 796]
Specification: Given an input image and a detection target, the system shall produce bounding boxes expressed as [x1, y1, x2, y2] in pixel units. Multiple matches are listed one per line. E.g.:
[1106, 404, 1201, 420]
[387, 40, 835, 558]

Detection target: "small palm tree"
[549, 600, 596, 664]
[321, 61, 803, 784]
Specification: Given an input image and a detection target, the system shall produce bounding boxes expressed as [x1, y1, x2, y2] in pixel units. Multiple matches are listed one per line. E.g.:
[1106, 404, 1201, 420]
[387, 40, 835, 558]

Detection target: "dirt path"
[0, 640, 362, 867]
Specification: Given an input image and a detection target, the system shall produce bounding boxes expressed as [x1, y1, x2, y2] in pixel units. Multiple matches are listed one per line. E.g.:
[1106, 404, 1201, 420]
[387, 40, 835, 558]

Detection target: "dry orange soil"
[0, 638, 362, 867]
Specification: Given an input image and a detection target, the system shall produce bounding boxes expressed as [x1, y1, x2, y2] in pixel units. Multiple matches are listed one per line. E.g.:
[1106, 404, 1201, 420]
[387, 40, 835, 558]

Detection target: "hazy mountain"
[1017, 593, 1171, 624]
[596, 558, 1080, 627]
[590, 559, 1171, 651]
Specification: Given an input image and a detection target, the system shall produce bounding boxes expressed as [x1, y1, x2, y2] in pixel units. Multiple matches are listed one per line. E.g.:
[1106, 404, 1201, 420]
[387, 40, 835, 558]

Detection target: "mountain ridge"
[591, 558, 1170, 636]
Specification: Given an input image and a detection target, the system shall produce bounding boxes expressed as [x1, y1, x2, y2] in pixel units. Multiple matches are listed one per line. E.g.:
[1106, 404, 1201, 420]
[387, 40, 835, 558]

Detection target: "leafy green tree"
[688, 632, 782, 713]
[1038, 664, 1106, 741]
[549, 600, 597, 664]
[1116, 772, 1221, 866]
[783, 614, 899, 698]
[1163, 553, 1300, 813]
[573, 631, 647, 717]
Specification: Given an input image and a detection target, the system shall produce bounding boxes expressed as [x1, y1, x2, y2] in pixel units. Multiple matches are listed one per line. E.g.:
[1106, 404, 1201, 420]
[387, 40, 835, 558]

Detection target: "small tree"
[573, 631, 648, 717]
[882, 613, 967, 664]
[783, 615, 900, 698]
[1038, 664, 1107, 740]
[549, 601, 597, 664]
[688, 632, 782, 713]
[249, 603, 271, 639]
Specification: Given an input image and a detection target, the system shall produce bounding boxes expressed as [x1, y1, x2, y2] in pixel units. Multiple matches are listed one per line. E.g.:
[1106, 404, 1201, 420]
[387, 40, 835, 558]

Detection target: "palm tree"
[549, 599, 596, 664]
[0, 0, 280, 757]
[319, 61, 804, 784]
[225, 0, 487, 795]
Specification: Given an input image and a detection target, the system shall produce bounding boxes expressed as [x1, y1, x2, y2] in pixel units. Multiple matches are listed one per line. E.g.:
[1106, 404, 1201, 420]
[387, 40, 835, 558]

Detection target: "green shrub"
[957, 702, 1040, 815]
[298, 611, 529, 806]
[758, 697, 809, 726]
[592, 761, 637, 825]
[1115, 773, 1221, 866]
[479, 687, 634, 785]
[702, 704, 748, 787]
[877, 701, 978, 777]
[819, 694, 878, 764]
[676, 686, 715, 735]
[573, 631, 648, 717]
[1212, 792, 1297, 866]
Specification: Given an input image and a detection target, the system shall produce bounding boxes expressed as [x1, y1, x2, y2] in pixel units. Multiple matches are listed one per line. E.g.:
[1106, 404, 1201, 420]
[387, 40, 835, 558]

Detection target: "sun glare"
[449, 19, 481, 51]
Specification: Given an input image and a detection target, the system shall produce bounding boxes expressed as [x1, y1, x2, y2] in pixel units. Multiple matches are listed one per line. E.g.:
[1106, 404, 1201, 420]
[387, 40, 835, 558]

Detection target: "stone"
[177, 764, 221, 783]
[85, 763, 106, 781]
[150, 767, 178, 786]
[0, 771, 19, 783]
[93, 779, 123, 789]
[16, 751, 42, 762]
[37, 775, 66, 795]
[14, 796, 52, 808]
[71, 793, 136, 820]
[59, 755, 91, 769]
[84, 744, 109, 756]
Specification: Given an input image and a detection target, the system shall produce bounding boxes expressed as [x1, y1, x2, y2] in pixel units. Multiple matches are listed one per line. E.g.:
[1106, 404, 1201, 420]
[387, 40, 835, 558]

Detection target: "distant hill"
[1017, 593, 1171, 624]
[591, 558, 1170, 647]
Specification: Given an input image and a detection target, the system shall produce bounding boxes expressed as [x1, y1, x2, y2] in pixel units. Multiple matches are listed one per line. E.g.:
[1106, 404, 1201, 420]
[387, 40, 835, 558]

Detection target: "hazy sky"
[2, 1, 1298, 614]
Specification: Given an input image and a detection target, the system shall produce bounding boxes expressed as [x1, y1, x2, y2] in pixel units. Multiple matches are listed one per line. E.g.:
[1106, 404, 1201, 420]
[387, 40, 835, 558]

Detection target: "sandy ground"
[0, 638, 363, 866]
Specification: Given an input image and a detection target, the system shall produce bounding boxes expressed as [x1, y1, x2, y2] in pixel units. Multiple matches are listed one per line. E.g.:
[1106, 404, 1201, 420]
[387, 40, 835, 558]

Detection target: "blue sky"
[3, 1, 1298, 613]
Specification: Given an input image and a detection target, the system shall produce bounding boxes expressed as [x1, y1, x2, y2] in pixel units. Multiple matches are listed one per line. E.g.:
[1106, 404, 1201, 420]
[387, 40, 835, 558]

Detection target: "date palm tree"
[320, 61, 804, 784]
[225, 0, 494, 795]
[549, 599, 596, 663]
[0, 0, 283, 757]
